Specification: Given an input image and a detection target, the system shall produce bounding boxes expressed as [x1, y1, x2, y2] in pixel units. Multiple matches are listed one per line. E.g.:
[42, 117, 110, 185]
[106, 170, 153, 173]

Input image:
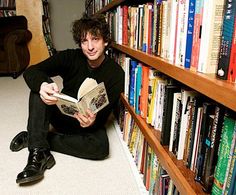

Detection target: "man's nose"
[88, 40, 94, 50]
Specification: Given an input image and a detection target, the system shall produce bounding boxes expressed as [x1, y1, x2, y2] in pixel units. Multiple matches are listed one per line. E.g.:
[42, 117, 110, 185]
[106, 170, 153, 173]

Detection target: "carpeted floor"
[0, 75, 145, 195]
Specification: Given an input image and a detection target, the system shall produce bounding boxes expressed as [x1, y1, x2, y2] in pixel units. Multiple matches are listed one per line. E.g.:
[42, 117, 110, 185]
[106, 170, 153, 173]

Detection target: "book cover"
[53, 78, 109, 116]
[211, 116, 236, 195]
[216, 0, 236, 80]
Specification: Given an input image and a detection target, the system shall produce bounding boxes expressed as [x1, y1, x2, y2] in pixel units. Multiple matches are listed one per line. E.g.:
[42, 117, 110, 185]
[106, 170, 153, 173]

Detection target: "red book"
[227, 18, 236, 82]
[122, 5, 128, 45]
[140, 64, 150, 119]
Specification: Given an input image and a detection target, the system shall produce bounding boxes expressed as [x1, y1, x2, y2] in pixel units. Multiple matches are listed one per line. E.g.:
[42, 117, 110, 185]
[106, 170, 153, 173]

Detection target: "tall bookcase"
[86, 1, 236, 195]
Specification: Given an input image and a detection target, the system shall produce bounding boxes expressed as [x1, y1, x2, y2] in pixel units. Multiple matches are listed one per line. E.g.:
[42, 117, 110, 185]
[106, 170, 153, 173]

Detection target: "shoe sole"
[16, 155, 56, 184]
[10, 131, 28, 152]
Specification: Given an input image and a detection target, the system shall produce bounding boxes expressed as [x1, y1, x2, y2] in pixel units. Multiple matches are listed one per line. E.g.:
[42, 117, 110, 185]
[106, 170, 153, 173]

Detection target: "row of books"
[0, 0, 15, 7]
[119, 110, 180, 195]
[41, 0, 56, 56]
[85, 0, 112, 16]
[112, 50, 236, 193]
[0, 9, 15, 17]
[106, 0, 236, 82]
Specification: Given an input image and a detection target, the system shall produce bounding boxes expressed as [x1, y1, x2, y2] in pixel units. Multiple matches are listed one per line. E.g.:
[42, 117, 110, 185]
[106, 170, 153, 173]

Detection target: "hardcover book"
[53, 78, 109, 117]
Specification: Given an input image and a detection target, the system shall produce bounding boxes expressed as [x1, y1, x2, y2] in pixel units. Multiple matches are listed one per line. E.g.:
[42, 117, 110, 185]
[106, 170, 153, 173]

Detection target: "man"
[10, 14, 124, 184]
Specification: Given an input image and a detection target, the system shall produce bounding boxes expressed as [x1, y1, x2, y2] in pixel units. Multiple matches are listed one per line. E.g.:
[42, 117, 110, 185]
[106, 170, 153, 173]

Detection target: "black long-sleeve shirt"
[23, 49, 124, 128]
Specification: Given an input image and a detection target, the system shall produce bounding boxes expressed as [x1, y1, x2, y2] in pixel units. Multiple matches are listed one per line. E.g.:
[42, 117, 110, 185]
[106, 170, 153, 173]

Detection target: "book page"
[77, 78, 98, 99]
[53, 94, 79, 117]
[77, 82, 109, 115]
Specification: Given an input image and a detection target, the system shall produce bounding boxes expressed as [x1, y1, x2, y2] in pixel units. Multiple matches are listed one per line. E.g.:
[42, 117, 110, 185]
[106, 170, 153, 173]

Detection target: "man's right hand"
[39, 82, 59, 105]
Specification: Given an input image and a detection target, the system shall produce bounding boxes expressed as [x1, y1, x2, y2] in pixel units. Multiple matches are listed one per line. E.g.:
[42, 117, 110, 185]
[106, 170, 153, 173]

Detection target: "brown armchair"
[0, 16, 32, 78]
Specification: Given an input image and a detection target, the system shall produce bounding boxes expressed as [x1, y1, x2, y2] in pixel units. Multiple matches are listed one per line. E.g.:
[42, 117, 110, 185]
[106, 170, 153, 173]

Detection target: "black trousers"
[27, 91, 109, 160]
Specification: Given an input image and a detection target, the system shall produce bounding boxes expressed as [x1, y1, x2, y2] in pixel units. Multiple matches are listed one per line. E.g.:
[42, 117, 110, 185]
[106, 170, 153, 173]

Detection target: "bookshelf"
[86, 0, 236, 195]
[0, 0, 16, 16]
[42, 0, 56, 56]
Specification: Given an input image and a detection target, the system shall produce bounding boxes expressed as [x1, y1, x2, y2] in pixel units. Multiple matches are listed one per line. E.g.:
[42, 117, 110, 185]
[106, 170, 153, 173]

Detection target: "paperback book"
[53, 78, 109, 117]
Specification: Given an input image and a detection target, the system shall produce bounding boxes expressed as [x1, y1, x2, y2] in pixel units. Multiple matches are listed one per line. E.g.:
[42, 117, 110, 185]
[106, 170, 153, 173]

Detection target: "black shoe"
[10, 131, 28, 152]
[16, 148, 55, 184]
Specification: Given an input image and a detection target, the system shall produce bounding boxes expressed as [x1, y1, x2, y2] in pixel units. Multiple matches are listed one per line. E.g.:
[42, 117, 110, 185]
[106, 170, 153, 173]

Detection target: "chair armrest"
[3, 29, 32, 72]
[4, 29, 32, 46]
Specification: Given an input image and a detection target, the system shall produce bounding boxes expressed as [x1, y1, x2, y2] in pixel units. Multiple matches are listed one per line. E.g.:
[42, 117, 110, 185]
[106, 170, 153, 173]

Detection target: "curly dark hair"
[71, 13, 111, 48]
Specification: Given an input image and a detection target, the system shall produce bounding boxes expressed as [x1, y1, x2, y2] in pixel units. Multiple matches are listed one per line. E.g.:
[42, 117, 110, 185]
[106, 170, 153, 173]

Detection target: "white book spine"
[169, 92, 181, 152]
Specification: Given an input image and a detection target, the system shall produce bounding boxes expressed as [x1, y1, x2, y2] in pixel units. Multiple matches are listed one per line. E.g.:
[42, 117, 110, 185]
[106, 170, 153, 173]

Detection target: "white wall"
[49, 0, 85, 51]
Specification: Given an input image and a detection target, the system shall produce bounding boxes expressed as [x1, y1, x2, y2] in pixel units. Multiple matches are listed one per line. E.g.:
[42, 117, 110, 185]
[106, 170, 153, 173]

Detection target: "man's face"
[81, 33, 108, 68]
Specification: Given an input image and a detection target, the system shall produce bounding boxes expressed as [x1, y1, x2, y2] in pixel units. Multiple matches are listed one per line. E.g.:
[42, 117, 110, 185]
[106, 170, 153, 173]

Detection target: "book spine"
[201, 106, 225, 192]
[161, 85, 181, 145]
[122, 5, 128, 45]
[184, 0, 196, 68]
[190, 0, 204, 71]
[195, 102, 216, 181]
[216, 0, 236, 80]
[227, 17, 236, 82]
[211, 116, 236, 195]
[129, 60, 137, 107]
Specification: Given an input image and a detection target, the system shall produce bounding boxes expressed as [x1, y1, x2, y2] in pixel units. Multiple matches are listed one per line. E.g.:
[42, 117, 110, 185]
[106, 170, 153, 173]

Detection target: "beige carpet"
[0, 75, 145, 195]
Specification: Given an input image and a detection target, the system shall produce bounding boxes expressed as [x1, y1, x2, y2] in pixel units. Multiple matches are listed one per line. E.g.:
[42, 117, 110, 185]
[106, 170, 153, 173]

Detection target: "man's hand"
[39, 82, 59, 105]
[74, 109, 97, 128]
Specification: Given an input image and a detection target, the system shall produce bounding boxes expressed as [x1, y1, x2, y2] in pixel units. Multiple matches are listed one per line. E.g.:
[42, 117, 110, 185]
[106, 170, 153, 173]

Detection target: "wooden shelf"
[112, 43, 236, 112]
[121, 94, 207, 195]
[96, 0, 125, 14]
[0, 6, 15, 10]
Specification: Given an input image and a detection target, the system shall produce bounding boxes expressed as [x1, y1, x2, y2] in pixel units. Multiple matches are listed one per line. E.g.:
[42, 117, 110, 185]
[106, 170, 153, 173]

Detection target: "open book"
[53, 78, 109, 117]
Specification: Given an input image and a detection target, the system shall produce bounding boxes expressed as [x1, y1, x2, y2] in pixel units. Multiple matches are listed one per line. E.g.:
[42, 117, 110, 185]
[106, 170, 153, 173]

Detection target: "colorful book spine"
[129, 60, 138, 107]
[211, 116, 236, 195]
[227, 17, 236, 82]
[122, 5, 128, 45]
[190, 0, 204, 71]
[135, 64, 142, 115]
[201, 106, 225, 192]
[216, 0, 236, 80]
[184, 0, 196, 68]
[140, 65, 150, 119]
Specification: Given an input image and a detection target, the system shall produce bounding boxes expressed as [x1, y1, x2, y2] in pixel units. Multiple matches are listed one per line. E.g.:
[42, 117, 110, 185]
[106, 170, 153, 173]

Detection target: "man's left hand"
[74, 109, 96, 128]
